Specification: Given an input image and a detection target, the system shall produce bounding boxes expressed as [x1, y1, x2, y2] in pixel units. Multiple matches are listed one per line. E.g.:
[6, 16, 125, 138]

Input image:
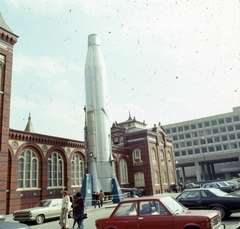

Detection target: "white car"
[13, 198, 73, 224]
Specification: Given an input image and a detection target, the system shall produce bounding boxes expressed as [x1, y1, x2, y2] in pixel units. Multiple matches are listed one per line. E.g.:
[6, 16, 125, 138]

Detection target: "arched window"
[151, 148, 156, 163]
[170, 171, 174, 184]
[162, 171, 167, 184]
[167, 151, 172, 164]
[48, 152, 63, 187]
[18, 149, 38, 189]
[113, 136, 119, 144]
[160, 150, 165, 164]
[154, 171, 160, 185]
[132, 148, 142, 163]
[134, 172, 145, 187]
[0, 54, 5, 91]
[119, 159, 128, 184]
[119, 136, 124, 144]
[71, 154, 84, 186]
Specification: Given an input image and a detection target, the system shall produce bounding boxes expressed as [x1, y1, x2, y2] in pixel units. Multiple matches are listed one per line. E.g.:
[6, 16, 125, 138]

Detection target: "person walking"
[70, 195, 78, 229]
[99, 190, 105, 207]
[95, 192, 101, 208]
[59, 190, 71, 229]
[75, 191, 85, 229]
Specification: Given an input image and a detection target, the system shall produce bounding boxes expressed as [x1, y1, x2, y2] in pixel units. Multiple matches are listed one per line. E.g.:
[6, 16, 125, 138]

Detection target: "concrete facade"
[163, 107, 240, 183]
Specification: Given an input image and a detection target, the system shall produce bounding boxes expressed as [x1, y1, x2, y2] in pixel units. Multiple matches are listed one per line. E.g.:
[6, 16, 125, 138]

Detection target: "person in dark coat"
[75, 192, 85, 229]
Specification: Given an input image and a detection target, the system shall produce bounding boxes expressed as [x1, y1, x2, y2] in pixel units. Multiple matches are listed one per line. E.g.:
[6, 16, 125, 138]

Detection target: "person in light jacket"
[59, 190, 71, 229]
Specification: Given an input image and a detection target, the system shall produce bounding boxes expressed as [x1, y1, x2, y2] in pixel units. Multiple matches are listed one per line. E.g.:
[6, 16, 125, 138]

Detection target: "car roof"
[183, 188, 218, 191]
[119, 196, 172, 203]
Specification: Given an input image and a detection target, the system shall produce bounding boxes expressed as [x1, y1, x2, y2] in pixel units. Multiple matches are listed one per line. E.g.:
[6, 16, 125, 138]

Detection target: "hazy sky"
[1, 0, 240, 140]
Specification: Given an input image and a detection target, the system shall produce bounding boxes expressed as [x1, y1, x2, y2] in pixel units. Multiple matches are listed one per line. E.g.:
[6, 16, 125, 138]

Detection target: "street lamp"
[175, 161, 181, 185]
[200, 137, 206, 181]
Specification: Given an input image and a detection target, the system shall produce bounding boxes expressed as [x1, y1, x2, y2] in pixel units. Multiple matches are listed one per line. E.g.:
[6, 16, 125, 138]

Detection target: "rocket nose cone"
[88, 34, 100, 46]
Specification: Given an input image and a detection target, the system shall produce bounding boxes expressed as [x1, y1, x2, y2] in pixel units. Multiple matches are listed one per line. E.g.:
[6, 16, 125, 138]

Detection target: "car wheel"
[68, 210, 73, 218]
[212, 206, 229, 220]
[35, 214, 45, 224]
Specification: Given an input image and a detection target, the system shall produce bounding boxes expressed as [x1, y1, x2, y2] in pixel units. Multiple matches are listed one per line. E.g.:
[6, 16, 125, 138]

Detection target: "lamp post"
[175, 161, 180, 185]
[200, 137, 206, 181]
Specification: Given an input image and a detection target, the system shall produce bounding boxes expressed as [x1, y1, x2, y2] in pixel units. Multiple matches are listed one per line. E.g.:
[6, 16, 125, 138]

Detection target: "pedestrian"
[69, 194, 73, 203]
[70, 195, 78, 229]
[92, 191, 96, 207]
[59, 190, 71, 229]
[95, 192, 100, 208]
[99, 190, 105, 207]
[75, 191, 85, 229]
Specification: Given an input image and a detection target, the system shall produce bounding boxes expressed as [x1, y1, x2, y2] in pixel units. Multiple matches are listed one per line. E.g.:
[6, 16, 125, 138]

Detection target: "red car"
[95, 196, 225, 229]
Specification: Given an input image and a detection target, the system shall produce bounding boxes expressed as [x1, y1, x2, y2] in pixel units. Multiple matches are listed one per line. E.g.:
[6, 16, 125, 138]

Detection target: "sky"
[1, 0, 240, 141]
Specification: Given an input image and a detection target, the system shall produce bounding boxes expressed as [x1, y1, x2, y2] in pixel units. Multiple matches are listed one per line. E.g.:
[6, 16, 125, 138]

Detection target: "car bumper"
[13, 216, 35, 222]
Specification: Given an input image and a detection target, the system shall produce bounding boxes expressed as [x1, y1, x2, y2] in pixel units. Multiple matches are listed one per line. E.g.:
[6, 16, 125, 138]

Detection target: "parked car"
[0, 221, 32, 229]
[176, 187, 240, 219]
[224, 180, 239, 190]
[13, 198, 72, 224]
[0, 214, 5, 221]
[202, 182, 235, 193]
[95, 196, 225, 229]
[186, 182, 201, 189]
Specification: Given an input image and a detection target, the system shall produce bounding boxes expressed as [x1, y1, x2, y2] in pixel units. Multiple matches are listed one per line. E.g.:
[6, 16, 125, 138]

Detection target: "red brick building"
[111, 117, 176, 196]
[0, 13, 176, 215]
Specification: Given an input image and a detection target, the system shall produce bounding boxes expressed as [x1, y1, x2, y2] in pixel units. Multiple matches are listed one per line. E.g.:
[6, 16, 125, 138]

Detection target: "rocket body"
[84, 34, 113, 193]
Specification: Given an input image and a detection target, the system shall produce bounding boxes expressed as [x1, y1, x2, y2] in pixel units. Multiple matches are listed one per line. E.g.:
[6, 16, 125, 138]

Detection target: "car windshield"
[35, 200, 51, 207]
[160, 197, 185, 213]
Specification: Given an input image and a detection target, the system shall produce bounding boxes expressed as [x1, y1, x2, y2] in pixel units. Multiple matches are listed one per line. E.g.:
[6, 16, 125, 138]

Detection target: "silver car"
[13, 198, 73, 224]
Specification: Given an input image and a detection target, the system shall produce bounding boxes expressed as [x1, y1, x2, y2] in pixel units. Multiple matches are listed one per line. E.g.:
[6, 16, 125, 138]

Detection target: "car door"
[48, 199, 61, 218]
[109, 201, 139, 229]
[178, 190, 203, 209]
[138, 201, 173, 229]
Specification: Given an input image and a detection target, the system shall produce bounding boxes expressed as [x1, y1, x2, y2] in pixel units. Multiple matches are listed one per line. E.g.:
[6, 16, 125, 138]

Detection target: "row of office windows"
[173, 133, 240, 148]
[174, 142, 239, 157]
[171, 126, 240, 141]
[166, 115, 240, 134]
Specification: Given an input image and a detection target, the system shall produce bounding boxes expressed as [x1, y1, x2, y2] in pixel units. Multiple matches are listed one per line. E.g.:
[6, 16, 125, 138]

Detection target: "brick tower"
[0, 13, 18, 214]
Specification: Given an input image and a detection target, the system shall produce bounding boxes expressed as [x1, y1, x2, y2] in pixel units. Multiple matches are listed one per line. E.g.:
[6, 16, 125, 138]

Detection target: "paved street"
[5, 193, 240, 229]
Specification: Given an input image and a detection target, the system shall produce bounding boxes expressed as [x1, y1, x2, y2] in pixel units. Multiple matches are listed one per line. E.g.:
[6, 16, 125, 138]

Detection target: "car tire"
[211, 206, 229, 220]
[35, 214, 45, 224]
[68, 210, 73, 218]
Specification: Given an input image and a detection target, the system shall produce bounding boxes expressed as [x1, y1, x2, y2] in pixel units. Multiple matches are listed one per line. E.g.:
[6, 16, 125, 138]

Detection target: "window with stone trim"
[120, 159, 128, 184]
[71, 154, 84, 187]
[132, 148, 142, 163]
[48, 152, 64, 187]
[167, 151, 172, 164]
[160, 150, 165, 164]
[134, 172, 145, 187]
[0, 54, 5, 91]
[18, 149, 38, 189]
[151, 148, 157, 163]
[154, 171, 160, 185]
[162, 171, 167, 184]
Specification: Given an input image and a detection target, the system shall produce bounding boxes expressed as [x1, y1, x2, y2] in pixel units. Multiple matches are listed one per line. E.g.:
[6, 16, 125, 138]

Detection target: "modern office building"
[163, 107, 240, 184]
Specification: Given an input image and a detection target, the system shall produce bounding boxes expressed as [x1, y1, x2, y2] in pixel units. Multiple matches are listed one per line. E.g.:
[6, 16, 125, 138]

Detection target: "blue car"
[0, 220, 31, 228]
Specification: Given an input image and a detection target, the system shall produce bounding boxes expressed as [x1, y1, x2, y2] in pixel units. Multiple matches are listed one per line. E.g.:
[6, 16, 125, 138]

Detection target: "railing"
[84, 192, 130, 206]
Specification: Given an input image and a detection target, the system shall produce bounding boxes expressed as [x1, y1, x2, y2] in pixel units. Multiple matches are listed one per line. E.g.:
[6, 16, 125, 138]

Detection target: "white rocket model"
[84, 34, 114, 193]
